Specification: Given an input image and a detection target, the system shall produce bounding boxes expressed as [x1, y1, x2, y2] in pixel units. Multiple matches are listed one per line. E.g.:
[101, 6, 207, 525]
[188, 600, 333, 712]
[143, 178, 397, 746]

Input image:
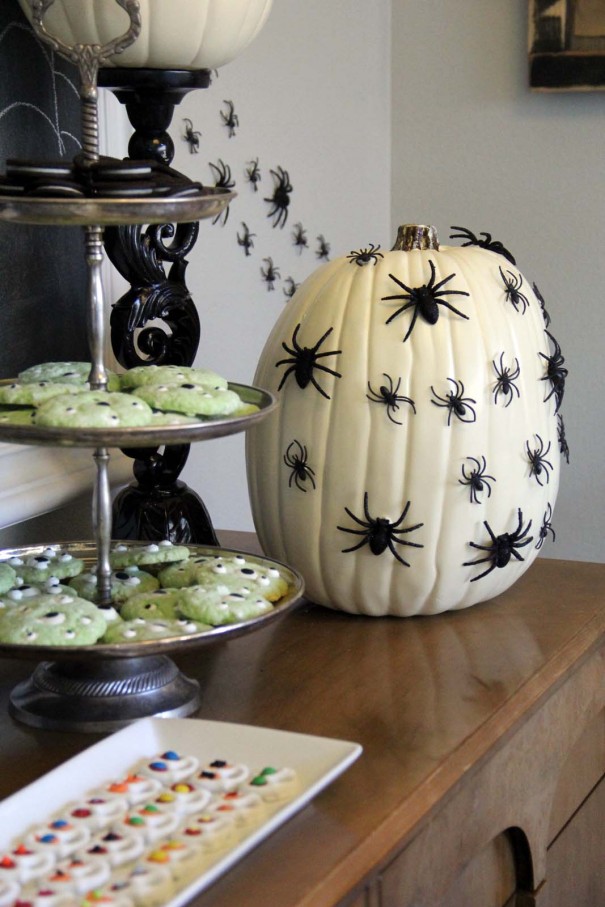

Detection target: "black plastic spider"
[382, 260, 470, 342]
[283, 277, 299, 300]
[292, 222, 308, 253]
[533, 282, 551, 328]
[283, 440, 316, 492]
[463, 508, 533, 581]
[347, 244, 384, 267]
[557, 414, 570, 464]
[236, 222, 255, 257]
[536, 503, 556, 550]
[260, 257, 280, 291]
[337, 492, 424, 567]
[539, 330, 567, 413]
[499, 266, 529, 314]
[316, 235, 330, 260]
[209, 159, 235, 225]
[431, 378, 477, 425]
[264, 166, 292, 228]
[276, 324, 342, 399]
[458, 456, 496, 504]
[526, 434, 553, 485]
[366, 373, 416, 425]
[449, 226, 516, 264]
[492, 353, 520, 407]
[220, 100, 239, 137]
[182, 118, 201, 153]
[245, 158, 261, 191]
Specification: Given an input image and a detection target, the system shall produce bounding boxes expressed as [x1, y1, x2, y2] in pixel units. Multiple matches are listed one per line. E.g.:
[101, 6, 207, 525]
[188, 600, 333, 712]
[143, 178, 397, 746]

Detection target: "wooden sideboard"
[0, 532, 602, 906]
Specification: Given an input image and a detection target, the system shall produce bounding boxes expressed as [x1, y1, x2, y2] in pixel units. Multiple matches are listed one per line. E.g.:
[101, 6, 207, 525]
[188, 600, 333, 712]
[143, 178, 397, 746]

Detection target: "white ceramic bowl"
[18, 0, 274, 70]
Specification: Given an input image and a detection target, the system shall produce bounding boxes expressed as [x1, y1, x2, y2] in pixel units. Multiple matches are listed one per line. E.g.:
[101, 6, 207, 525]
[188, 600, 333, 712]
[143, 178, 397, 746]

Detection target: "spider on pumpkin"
[449, 226, 516, 265]
[265, 166, 292, 228]
[492, 352, 521, 407]
[539, 330, 567, 413]
[431, 378, 477, 425]
[382, 260, 469, 342]
[499, 266, 529, 314]
[536, 503, 556, 550]
[276, 323, 342, 399]
[338, 492, 424, 567]
[366, 374, 416, 425]
[347, 244, 384, 267]
[458, 456, 496, 504]
[283, 440, 316, 492]
[526, 434, 553, 485]
[463, 508, 533, 582]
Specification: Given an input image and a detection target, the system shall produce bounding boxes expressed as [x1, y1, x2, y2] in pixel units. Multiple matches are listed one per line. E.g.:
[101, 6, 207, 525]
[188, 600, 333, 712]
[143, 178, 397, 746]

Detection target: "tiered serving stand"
[0, 0, 303, 732]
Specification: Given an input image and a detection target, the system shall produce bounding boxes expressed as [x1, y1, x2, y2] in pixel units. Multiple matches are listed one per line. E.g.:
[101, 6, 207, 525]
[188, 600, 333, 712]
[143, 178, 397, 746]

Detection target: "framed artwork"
[529, 0, 605, 90]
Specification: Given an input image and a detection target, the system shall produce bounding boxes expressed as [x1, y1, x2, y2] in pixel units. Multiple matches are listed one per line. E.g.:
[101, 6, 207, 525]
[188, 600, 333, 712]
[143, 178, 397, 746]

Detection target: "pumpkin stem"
[392, 224, 439, 252]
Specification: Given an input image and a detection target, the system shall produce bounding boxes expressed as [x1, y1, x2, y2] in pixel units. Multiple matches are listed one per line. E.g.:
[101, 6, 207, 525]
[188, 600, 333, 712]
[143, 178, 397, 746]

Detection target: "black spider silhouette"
[382, 260, 470, 342]
[347, 244, 384, 267]
[557, 414, 570, 464]
[366, 374, 416, 424]
[431, 378, 477, 425]
[182, 118, 201, 153]
[245, 158, 261, 191]
[264, 166, 292, 228]
[499, 266, 529, 314]
[536, 503, 556, 550]
[533, 282, 551, 327]
[526, 434, 553, 485]
[338, 492, 424, 567]
[316, 235, 330, 260]
[220, 100, 239, 137]
[539, 330, 567, 413]
[463, 508, 533, 582]
[283, 440, 316, 492]
[209, 159, 235, 225]
[492, 353, 520, 407]
[236, 222, 255, 256]
[283, 277, 299, 300]
[260, 257, 280, 291]
[276, 324, 342, 399]
[449, 226, 516, 264]
[292, 222, 308, 253]
[458, 456, 496, 504]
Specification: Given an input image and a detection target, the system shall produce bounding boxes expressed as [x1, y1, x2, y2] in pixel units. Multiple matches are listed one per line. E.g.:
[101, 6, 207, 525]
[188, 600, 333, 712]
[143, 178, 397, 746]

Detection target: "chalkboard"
[0, 0, 88, 377]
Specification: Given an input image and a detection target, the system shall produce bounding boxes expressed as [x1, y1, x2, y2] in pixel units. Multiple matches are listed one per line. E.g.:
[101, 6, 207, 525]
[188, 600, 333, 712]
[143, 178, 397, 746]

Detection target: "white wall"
[391, 0, 605, 563]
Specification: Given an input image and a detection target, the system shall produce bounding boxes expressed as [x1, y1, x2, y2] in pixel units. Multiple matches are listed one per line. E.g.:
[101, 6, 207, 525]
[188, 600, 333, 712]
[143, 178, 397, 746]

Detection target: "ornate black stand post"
[99, 68, 219, 545]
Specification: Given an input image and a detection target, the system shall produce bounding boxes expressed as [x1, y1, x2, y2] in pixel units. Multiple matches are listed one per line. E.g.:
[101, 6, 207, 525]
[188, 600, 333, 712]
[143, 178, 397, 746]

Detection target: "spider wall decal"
[276, 323, 342, 399]
[283, 277, 299, 300]
[458, 456, 496, 504]
[209, 159, 235, 225]
[283, 440, 316, 492]
[557, 414, 570, 464]
[260, 257, 280, 291]
[526, 434, 553, 485]
[292, 222, 308, 253]
[264, 166, 292, 228]
[220, 99, 239, 137]
[449, 226, 516, 265]
[431, 378, 477, 425]
[499, 266, 529, 314]
[463, 508, 533, 582]
[316, 235, 330, 260]
[347, 244, 384, 267]
[492, 352, 520, 407]
[245, 157, 261, 191]
[236, 222, 255, 257]
[382, 260, 470, 342]
[337, 492, 424, 567]
[536, 503, 556, 550]
[533, 282, 551, 327]
[366, 373, 416, 425]
[539, 330, 567, 413]
[182, 118, 201, 153]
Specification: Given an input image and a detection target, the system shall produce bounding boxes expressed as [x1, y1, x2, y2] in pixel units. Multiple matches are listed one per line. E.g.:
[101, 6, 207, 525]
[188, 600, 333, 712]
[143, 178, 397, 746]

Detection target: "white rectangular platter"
[0, 717, 362, 904]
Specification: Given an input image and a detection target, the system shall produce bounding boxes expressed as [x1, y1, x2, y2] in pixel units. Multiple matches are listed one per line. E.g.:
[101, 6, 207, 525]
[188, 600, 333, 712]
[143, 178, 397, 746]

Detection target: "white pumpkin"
[18, 0, 273, 70]
[246, 224, 565, 616]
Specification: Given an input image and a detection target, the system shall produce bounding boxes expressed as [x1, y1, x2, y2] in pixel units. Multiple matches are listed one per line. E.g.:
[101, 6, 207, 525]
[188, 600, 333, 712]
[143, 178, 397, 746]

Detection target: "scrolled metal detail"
[32, 659, 179, 698]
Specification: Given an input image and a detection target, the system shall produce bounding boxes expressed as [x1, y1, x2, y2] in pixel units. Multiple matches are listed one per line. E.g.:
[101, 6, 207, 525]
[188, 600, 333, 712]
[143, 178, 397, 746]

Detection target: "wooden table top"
[0, 532, 603, 906]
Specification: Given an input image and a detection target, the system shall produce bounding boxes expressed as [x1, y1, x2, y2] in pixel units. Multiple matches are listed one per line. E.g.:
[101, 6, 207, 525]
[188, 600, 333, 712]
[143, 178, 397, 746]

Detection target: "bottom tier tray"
[0, 542, 305, 732]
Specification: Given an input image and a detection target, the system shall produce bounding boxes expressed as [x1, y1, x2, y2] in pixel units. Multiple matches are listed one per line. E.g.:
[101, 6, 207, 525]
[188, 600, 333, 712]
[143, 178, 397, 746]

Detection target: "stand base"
[9, 655, 200, 733]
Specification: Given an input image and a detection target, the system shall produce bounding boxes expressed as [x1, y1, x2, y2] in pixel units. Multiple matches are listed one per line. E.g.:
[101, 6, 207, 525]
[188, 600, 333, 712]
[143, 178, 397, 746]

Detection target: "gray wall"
[391, 0, 604, 563]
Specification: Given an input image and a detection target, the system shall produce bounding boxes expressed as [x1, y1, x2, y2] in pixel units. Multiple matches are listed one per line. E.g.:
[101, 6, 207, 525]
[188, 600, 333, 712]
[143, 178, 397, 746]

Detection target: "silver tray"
[0, 186, 235, 226]
[0, 382, 276, 448]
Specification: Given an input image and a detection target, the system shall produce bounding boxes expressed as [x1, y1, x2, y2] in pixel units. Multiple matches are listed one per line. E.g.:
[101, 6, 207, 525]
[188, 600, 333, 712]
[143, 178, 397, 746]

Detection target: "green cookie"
[18, 361, 120, 391]
[0, 407, 35, 425]
[133, 381, 242, 417]
[9, 549, 84, 584]
[68, 567, 159, 603]
[120, 364, 228, 391]
[0, 594, 107, 646]
[189, 555, 289, 602]
[102, 617, 211, 643]
[110, 541, 190, 569]
[178, 586, 273, 625]
[34, 391, 154, 428]
[157, 556, 215, 589]
[0, 381, 86, 407]
[0, 563, 17, 594]
[119, 588, 185, 620]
